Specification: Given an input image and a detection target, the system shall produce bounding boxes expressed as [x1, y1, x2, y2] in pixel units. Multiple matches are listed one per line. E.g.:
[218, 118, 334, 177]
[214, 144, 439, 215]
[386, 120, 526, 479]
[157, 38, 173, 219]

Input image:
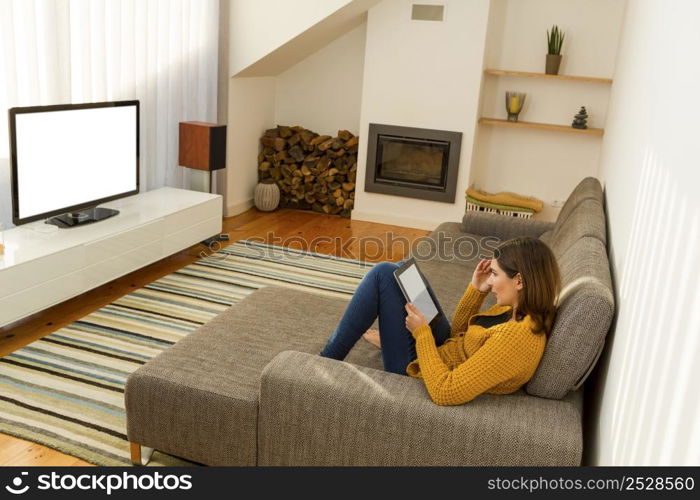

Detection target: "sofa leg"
[130, 442, 141, 465]
[130, 442, 154, 466]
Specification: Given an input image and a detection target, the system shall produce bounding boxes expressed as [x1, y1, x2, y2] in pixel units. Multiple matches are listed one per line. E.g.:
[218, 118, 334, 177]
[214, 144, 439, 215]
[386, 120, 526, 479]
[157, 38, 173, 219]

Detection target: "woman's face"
[487, 259, 523, 307]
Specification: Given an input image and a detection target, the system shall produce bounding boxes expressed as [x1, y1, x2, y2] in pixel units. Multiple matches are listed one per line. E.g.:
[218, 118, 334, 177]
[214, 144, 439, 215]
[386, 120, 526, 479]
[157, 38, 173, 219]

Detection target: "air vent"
[411, 4, 445, 21]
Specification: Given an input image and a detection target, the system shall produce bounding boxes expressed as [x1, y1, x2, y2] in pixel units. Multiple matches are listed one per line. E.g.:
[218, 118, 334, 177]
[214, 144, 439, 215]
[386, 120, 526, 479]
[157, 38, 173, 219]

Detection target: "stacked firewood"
[258, 125, 358, 217]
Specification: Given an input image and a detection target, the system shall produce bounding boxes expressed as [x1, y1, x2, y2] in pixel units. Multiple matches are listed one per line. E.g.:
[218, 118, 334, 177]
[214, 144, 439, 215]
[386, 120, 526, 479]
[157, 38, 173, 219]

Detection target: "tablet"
[393, 258, 441, 326]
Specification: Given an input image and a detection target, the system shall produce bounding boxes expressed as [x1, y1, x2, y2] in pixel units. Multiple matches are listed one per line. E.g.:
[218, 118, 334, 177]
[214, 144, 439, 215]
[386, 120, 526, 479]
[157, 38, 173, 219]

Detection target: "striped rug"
[0, 239, 374, 466]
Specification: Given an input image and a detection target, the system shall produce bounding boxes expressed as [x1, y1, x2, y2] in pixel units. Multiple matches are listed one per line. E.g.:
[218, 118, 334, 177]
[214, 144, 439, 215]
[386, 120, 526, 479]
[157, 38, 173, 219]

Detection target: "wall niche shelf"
[479, 117, 604, 136]
[484, 69, 613, 84]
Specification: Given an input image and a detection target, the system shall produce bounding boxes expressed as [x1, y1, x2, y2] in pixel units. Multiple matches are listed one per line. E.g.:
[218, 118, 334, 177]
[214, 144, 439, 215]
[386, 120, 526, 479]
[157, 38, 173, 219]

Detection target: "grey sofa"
[125, 177, 614, 466]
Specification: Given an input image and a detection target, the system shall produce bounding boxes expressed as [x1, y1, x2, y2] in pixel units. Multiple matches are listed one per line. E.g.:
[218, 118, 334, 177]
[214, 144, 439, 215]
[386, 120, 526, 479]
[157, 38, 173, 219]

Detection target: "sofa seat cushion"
[125, 286, 382, 465]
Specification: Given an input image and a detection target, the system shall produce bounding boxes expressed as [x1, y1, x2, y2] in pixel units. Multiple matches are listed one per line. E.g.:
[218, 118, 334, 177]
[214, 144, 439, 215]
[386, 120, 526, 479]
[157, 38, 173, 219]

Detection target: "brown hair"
[493, 237, 561, 337]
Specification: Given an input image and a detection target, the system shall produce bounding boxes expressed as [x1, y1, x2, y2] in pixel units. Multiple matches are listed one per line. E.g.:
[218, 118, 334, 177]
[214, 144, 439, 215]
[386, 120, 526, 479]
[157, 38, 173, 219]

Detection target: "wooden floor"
[0, 207, 429, 466]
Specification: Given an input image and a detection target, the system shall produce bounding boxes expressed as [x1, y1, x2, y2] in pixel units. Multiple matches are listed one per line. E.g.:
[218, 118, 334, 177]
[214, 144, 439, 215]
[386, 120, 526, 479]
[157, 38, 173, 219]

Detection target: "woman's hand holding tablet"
[393, 258, 440, 325]
[404, 302, 428, 334]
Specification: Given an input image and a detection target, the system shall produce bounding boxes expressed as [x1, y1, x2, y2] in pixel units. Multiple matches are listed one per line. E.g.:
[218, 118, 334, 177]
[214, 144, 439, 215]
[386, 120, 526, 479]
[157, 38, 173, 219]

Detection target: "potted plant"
[546, 24, 565, 75]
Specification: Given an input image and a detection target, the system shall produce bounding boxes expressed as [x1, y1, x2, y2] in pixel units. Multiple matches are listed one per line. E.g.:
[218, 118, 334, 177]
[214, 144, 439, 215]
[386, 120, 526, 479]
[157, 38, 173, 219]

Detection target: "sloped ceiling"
[232, 0, 381, 77]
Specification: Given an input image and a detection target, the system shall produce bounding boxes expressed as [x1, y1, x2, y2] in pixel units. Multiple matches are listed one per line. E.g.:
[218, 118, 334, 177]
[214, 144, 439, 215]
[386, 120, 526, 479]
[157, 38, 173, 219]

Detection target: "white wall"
[472, 0, 626, 222]
[486, 0, 623, 78]
[275, 22, 366, 136]
[226, 76, 276, 216]
[226, 21, 366, 216]
[352, 0, 491, 230]
[226, 0, 625, 230]
[586, 0, 700, 465]
[229, 0, 351, 76]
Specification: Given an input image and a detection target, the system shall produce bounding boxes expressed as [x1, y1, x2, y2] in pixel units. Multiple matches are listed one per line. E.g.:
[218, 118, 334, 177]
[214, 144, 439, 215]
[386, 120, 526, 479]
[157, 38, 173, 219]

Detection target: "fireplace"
[364, 123, 462, 202]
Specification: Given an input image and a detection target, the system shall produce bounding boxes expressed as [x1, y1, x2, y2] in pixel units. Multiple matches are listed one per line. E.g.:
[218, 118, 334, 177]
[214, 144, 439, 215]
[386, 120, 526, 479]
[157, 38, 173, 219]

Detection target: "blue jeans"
[319, 259, 452, 374]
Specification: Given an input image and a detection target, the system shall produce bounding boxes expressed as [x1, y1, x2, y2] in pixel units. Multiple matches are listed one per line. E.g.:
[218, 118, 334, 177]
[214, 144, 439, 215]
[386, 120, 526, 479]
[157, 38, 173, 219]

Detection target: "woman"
[319, 236, 561, 406]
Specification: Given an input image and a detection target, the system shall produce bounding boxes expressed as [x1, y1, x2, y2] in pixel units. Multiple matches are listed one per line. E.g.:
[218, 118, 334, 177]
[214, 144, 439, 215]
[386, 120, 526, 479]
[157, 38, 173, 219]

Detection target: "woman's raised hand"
[471, 258, 493, 292]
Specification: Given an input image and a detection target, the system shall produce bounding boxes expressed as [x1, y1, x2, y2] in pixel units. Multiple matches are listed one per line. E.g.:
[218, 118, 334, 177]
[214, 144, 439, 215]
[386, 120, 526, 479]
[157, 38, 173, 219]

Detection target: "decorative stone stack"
[571, 106, 588, 129]
[258, 125, 359, 217]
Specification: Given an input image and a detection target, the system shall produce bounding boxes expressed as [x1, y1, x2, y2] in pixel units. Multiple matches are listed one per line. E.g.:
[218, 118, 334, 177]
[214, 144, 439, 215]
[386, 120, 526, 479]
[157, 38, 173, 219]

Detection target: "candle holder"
[505, 91, 526, 122]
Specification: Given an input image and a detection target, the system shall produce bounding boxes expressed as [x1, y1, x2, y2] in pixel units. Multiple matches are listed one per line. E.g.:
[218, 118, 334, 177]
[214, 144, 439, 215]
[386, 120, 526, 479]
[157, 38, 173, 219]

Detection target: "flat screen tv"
[8, 100, 139, 228]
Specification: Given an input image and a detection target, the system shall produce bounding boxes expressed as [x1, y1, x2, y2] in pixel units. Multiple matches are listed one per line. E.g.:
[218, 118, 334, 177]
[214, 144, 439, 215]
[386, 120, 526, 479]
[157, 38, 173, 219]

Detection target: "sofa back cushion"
[544, 198, 607, 259]
[555, 177, 605, 227]
[541, 176, 605, 254]
[526, 236, 614, 398]
[530, 177, 612, 398]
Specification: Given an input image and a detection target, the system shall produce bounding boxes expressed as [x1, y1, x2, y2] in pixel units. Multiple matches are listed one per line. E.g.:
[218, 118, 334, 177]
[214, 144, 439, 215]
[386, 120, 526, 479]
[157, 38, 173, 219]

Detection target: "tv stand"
[0, 187, 222, 328]
[46, 206, 120, 228]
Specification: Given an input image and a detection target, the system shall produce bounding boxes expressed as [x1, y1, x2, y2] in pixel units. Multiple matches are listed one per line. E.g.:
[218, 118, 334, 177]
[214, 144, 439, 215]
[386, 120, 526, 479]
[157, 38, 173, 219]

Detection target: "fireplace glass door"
[375, 135, 449, 190]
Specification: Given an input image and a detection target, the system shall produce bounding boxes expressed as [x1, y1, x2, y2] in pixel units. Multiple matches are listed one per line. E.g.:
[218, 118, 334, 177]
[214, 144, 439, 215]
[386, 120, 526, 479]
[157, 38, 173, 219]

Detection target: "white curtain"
[0, 0, 220, 229]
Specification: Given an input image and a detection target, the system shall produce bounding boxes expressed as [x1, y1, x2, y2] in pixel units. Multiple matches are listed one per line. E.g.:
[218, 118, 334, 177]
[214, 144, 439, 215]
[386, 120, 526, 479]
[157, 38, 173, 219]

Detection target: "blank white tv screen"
[13, 105, 138, 221]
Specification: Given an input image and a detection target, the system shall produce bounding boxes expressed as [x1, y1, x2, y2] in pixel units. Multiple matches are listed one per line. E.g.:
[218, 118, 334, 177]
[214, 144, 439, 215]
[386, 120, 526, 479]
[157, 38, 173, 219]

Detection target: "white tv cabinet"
[0, 187, 222, 328]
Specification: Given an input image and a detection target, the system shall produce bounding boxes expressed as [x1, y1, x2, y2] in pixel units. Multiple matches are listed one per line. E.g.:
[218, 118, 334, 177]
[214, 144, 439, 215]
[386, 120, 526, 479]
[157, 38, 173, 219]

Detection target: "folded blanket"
[466, 195, 535, 214]
[466, 187, 543, 213]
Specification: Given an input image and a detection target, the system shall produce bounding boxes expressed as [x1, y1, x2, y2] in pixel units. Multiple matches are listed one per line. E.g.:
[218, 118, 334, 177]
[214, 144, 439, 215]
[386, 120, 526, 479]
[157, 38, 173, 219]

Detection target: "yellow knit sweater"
[405, 283, 547, 406]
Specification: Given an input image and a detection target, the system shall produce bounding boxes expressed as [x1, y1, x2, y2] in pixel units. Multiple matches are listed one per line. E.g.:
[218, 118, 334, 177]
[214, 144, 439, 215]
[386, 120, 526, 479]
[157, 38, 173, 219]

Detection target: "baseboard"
[350, 210, 444, 231]
[226, 198, 254, 217]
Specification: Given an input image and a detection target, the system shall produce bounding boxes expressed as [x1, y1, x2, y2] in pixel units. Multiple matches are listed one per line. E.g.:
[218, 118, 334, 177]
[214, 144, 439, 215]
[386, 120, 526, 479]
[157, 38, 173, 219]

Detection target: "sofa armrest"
[461, 211, 555, 240]
[257, 351, 583, 466]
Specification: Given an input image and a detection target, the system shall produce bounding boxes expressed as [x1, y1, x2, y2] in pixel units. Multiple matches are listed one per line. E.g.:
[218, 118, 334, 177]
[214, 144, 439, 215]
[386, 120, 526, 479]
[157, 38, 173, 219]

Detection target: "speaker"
[178, 121, 227, 171]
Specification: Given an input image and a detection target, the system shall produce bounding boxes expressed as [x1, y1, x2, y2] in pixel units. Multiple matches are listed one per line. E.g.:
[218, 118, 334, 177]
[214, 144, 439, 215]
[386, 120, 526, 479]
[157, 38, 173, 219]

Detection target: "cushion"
[126, 286, 382, 465]
[526, 237, 614, 398]
[555, 176, 604, 227]
[546, 198, 607, 259]
[539, 229, 554, 246]
[460, 211, 555, 240]
[259, 350, 584, 465]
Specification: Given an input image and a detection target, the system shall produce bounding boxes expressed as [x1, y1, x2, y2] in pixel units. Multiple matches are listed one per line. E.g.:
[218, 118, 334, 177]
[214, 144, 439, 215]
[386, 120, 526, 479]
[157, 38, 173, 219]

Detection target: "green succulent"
[547, 25, 565, 55]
